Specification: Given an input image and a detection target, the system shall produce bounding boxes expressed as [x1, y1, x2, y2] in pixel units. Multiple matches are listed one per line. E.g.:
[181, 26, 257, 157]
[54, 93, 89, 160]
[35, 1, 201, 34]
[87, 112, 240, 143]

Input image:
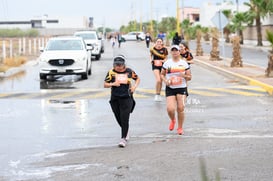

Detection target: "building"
[180, 7, 200, 24]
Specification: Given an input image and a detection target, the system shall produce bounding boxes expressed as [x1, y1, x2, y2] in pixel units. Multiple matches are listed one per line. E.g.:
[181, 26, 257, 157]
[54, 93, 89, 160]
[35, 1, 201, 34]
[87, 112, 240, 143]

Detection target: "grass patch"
[0, 56, 27, 72]
[0, 65, 9, 72]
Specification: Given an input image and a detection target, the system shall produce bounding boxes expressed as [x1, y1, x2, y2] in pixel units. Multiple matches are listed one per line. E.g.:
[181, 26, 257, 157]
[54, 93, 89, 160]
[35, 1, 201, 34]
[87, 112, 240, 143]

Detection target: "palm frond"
[266, 30, 273, 46]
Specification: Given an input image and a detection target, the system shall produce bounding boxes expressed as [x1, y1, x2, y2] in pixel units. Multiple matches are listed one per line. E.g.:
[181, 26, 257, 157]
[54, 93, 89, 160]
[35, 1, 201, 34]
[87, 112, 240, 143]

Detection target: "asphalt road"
[0, 40, 272, 181]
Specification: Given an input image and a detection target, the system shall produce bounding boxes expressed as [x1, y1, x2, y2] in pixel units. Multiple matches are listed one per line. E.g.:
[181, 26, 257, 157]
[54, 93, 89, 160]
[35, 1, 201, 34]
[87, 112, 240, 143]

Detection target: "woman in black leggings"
[104, 55, 140, 147]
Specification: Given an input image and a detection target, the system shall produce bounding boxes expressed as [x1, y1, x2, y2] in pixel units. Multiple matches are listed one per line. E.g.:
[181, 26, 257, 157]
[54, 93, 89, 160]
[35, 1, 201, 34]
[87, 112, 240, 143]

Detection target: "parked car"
[39, 36, 92, 80]
[74, 30, 104, 60]
[122, 31, 145, 41]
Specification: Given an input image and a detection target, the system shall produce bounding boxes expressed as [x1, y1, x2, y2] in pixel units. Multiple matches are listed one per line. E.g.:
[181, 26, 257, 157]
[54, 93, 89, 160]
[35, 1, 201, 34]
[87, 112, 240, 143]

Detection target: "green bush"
[0, 28, 39, 37]
[266, 29, 273, 52]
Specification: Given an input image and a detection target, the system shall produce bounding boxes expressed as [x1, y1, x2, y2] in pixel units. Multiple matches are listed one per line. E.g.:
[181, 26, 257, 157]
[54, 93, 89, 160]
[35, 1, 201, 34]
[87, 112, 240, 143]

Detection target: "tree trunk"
[265, 51, 273, 77]
[239, 30, 244, 45]
[256, 14, 263, 46]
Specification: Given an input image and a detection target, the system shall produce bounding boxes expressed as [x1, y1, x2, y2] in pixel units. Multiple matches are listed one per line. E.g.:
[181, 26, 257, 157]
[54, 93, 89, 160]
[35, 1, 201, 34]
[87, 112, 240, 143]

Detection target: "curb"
[0, 60, 37, 78]
[0, 65, 26, 78]
[194, 58, 273, 95]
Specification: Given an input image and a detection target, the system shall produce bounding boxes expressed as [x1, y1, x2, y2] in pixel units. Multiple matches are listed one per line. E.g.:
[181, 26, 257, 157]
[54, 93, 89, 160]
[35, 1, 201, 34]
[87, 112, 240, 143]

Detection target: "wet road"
[0, 40, 273, 180]
[189, 41, 268, 68]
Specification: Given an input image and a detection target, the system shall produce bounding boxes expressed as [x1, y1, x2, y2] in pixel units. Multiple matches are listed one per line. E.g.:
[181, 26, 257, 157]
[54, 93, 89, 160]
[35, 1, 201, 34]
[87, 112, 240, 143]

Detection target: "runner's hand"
[112, 81, 120, 87]
[130, 86, 136, 93]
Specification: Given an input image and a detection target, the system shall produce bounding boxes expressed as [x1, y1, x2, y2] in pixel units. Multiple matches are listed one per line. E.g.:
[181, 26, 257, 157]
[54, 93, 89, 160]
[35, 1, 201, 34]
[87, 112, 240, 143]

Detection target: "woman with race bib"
[161, 45, 192, 135]
[104, 55, 140, 147]
[150, 38, 168, 101]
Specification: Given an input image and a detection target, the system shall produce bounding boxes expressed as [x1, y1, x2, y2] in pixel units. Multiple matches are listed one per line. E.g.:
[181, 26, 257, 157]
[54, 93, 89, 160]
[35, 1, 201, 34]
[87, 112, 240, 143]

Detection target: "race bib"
[154, 60, 163, 66]
[170, 76, 183, 85]
[116, 74, 128, 84]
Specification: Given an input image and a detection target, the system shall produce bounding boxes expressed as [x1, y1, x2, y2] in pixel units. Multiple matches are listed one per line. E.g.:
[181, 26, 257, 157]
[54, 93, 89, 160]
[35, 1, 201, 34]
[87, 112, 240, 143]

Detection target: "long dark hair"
[179, 42, 190, 51]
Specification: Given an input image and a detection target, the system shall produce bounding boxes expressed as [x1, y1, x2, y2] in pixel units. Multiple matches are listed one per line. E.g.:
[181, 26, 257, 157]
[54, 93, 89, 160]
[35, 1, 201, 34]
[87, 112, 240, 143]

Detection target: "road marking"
[15, 93, 42, 99]
[81, 90, 110, 99]
[189, 89, 224, 96]
[0, 86, 268, 99]
[205, 87, 265, 96]
[229, 85, 267, 92]
[49, 90, 89, 99]
[0, 93, 10, 98]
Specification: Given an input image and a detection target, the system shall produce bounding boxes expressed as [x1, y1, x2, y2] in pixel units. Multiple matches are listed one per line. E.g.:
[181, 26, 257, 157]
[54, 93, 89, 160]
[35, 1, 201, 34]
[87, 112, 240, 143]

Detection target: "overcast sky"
[0, 0, 249, 29]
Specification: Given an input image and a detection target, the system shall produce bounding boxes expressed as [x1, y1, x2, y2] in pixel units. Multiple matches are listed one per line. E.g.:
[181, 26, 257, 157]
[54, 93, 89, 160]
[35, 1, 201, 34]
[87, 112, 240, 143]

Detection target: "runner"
[145, 32, 152, 48]
[104, 55, 140, 147]
[161, 45, 192, 135]
[179, 42, 194, 65]
[150, 38, 168, 101]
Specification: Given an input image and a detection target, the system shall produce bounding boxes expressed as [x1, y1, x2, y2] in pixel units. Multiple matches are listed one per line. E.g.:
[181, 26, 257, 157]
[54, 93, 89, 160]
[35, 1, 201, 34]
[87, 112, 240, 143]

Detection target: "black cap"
[113, 55, 126, 66]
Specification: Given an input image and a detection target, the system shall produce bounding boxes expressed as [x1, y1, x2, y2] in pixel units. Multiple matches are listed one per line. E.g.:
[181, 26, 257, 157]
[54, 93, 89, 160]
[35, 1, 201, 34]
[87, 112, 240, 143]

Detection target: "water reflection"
[0, 71, 26, 91]
[40, 99, 89, 134]
[39, 75, 81, 89]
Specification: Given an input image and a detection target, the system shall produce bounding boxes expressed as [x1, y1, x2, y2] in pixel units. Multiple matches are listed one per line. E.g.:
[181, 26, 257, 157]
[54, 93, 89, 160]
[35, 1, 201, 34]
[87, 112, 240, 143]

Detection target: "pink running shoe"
[118, 139, 127, 148]
[169, 119, 176, 131]
[177, 128, 184, 135]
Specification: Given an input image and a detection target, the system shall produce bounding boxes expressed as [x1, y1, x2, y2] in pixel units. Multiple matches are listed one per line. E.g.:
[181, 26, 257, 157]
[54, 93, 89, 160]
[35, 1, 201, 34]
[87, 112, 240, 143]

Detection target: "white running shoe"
[126, 132, 130, 141]
[154, 95, 162, 102]
[118, 139, 127, 148]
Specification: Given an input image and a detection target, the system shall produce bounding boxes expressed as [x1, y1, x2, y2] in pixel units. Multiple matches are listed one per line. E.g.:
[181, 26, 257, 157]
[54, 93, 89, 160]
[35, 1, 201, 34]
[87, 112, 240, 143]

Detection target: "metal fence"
[0, 37, 49, 63]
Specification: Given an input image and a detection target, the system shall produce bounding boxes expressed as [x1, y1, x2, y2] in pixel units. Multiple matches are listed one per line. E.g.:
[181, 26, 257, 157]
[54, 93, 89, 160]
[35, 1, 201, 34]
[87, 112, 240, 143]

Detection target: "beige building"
[179, 7, 200, 24]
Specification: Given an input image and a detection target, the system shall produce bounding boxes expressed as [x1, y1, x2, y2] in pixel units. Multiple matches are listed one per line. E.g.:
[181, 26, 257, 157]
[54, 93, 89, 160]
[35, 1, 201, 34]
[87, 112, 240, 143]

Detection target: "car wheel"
[40, 73, 47, 80]
[95, 54, 101, 60]
[82, 72, 88, 79]
[88, 67, 92, 75]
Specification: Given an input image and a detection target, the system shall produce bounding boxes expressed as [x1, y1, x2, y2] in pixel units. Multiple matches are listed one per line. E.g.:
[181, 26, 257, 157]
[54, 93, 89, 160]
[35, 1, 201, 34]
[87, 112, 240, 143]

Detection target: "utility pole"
[176, 0, 180, 34]
[181, 0, 184, 36]
[140, 0, 143, 32]
[150, 0, 153, 35]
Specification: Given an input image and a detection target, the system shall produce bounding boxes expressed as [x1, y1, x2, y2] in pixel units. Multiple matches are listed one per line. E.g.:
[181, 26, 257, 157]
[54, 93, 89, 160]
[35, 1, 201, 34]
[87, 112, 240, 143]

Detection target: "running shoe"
[154, 95, 162, 102]
[169, 119, 176, 131]
[126, 132, 130, 141]
[177, 128, 184, 135]
[118, 139, 127, 148]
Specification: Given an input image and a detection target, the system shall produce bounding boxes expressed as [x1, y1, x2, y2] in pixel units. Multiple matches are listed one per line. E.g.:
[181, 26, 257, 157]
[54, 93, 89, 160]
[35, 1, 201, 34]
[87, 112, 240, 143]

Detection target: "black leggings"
[109, 96, 133, 139]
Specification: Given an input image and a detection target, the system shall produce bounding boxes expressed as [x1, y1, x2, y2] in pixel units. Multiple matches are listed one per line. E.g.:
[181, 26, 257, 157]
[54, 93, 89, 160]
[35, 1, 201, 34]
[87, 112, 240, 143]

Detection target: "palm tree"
[202, 27, 210, 41]
[265, 30, 273, 77]
[181, 19, 192, 45]
[158, 17, 176, 46]
[230, 12, 248, 44]
[222, 9, 232, 43]
[244, 0, 273, 46]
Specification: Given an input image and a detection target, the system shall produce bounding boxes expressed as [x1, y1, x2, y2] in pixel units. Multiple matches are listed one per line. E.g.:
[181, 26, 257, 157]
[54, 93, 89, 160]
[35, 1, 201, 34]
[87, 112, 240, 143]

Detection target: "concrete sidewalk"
[194, 54, 273, 95]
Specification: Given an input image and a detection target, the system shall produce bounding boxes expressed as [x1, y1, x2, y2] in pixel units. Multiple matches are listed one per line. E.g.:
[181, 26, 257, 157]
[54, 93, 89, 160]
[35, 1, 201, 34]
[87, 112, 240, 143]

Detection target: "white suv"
[39, 36, 92, 80]
[74, 30, 104, 60]
[122, 31, 145, 41]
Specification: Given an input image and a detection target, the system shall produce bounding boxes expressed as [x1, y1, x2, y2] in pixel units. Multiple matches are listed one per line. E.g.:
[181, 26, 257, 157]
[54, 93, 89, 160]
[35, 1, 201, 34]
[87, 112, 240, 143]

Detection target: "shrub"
[3, 56, 27, 67]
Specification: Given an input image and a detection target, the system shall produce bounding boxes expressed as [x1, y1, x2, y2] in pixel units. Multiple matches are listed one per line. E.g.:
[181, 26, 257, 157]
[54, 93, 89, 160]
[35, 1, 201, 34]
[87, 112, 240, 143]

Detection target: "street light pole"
[150, 0, 153, 35]
[176, 0, 180, 34]
[181, 0, 184, 37]
[140, 0, 143, 32]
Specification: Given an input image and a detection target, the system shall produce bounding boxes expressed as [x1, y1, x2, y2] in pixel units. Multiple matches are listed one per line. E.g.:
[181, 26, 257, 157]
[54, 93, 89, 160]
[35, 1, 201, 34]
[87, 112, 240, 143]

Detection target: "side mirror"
[86, 45, 94, 51]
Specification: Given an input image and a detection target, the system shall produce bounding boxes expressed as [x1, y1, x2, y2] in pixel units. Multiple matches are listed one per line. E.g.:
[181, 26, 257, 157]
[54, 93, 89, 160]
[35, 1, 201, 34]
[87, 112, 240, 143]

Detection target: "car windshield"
[46, 39, 83, 50]
[75, 33, 96, 40]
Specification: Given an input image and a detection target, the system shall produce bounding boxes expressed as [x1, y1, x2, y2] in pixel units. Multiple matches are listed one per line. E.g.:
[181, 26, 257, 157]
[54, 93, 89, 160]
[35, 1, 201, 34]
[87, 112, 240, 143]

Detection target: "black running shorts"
[165, 86, 188, 97]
